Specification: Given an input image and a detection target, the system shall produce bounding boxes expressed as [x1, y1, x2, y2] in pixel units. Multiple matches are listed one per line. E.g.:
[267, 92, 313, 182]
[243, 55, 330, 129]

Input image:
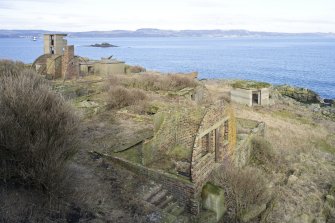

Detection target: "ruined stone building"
[33, 34, 79, 79]
[33, 34, 126, 79]
[111, 103, 237, 215]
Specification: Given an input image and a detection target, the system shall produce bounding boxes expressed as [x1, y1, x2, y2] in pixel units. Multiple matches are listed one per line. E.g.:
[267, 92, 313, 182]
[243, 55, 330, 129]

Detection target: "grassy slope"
[205, 79, 335, 222]
[58, 76, 335, 222]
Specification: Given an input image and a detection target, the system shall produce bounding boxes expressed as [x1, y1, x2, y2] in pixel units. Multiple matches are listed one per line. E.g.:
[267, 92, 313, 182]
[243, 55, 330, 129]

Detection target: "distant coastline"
[0, 28, 334, 38]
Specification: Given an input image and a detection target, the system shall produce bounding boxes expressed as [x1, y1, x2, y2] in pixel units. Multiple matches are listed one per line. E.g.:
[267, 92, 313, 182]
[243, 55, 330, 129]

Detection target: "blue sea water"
[0, 37, 334, 98]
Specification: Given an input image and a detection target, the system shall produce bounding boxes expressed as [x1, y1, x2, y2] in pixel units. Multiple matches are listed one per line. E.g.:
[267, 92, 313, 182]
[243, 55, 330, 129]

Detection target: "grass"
[106, 73, 198, 92]
[231, 80, 271, 89]
[168, 145, 191, 161]
[232, 99, 335, 222]
[314, 139, 335, 154]
[272, 109, 313, 125]
[114, 146, 142, 164]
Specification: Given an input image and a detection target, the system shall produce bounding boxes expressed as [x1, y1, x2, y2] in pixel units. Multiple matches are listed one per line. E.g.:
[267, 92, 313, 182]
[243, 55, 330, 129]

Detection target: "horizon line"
[0, 28, 334, 35]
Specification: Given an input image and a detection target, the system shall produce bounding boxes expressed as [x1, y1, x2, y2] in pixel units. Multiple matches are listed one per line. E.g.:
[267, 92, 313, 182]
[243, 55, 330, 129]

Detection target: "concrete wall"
[234, 120, 265, 167]
[94, 62, 126, 75]
[44, 34, 67, 55]
[231, 88, 253, 106]
[260, 88, 270, 106]
[231, 88, 270, 106]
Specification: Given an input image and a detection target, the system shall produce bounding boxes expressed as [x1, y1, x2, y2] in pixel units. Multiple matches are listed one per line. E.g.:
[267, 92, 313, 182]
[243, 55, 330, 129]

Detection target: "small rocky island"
[90, 42, 118, 48]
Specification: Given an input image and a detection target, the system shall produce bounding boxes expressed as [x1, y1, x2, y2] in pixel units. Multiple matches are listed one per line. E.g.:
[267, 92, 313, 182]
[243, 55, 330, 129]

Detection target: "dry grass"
[250, 136, 284, 172]
[107, 73, 198, 92]
[0, 65, 79, 193]
[233, 101, 335, 222]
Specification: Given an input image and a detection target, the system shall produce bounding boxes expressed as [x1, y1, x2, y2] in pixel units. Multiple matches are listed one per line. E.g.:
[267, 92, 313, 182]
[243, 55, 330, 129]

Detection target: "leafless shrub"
[0, 59, 26, 77]
[213, 163, 271, 222]
[107, 86, 147, 109]
[126, 65, 146, 73]
[0, 69, 79, 193]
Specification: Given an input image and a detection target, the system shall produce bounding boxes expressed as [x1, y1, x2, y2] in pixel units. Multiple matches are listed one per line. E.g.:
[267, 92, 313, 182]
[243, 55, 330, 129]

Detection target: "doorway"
[252, 91, 261, 105]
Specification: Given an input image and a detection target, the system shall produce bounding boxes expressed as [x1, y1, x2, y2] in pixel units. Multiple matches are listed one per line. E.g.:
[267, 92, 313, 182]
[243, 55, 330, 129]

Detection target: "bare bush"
[0, 59, 26, 77]
[126, 65, 146, 73]
[0, 69, 79, 193]
[213, 163, 271, 222]
[107, 86, 147, 109]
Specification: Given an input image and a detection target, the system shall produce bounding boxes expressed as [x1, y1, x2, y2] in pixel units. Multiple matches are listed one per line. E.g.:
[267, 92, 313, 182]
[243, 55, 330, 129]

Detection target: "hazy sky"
[0, 0, 335, 32]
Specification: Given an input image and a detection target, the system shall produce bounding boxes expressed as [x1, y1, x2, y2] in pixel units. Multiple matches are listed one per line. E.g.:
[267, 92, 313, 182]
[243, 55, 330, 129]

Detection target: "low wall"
[234, 120, 265, 167]
[106, 155, 201, 214]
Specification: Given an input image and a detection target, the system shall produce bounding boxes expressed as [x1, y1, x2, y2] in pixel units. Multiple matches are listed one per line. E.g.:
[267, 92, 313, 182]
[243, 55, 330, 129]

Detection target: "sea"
[0, 36, 334, 99]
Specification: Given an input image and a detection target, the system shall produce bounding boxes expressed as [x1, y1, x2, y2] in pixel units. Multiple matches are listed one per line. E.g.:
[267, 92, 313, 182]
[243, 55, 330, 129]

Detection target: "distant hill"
[1, 28, 334, 38]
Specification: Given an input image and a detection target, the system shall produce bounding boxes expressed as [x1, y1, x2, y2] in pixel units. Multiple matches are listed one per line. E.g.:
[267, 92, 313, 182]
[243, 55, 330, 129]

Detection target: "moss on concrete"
[231, 80, 271, 89]
[202, 183, 226, 221]
[168, 145, 191, 161]
[114, 146, 142, 164]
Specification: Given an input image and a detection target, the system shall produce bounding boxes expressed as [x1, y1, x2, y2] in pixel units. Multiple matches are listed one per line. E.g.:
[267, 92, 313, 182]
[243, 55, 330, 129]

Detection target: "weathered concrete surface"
[201, 183, 226, 222]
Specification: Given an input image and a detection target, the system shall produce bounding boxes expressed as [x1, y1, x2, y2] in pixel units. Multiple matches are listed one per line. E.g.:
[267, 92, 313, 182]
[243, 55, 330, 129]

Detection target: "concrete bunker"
[231, 87, 270, 106]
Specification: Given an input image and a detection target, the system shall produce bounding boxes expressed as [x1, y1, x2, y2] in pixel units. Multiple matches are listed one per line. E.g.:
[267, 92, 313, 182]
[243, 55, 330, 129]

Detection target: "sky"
[0, 0, 335, 33]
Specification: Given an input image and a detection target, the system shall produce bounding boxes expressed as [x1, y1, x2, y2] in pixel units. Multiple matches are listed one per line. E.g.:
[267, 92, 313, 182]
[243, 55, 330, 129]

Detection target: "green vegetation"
[90, 42, 118, 47]
[231, 80, 271, 89]
[273, 109, 312, 125]
[276, 85, 320, 103]
[314, 139, 335, 154]
[114, 147, 142, 164]
[168, 145, 191, 161]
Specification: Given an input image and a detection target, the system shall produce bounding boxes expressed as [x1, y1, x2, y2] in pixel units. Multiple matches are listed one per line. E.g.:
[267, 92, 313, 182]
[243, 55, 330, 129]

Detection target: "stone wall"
[234, 120, 265, 167]
[62, 45, 79, 79]
[143, 107, 204, 167]
[106, 155, 201, 214]
[191, 105, 231, 198]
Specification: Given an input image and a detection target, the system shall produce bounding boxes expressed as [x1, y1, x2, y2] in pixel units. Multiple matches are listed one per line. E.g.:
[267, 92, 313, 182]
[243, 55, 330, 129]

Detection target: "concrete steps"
[142, 182, 187, 220]
[143, 184, 162, 201]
